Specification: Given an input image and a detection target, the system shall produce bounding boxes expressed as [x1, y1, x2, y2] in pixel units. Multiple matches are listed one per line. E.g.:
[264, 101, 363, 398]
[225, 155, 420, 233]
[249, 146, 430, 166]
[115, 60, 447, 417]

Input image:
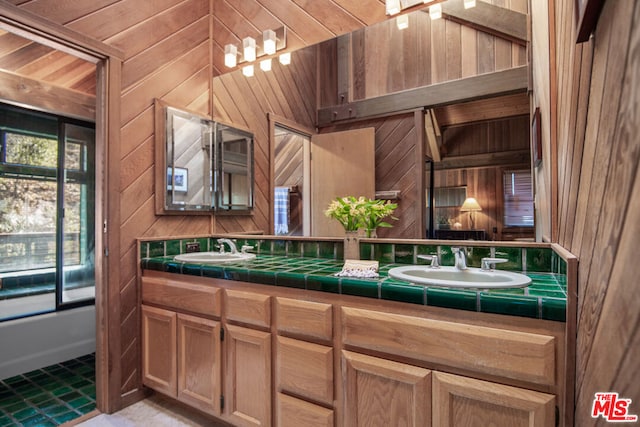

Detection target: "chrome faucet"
[217, 238, 238, 254]
[452, 247, 468, 270]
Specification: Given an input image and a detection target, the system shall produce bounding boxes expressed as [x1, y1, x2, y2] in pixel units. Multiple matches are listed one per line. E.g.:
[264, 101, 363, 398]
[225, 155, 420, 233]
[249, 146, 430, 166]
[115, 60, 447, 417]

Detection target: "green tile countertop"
[141, 254, 566, 322]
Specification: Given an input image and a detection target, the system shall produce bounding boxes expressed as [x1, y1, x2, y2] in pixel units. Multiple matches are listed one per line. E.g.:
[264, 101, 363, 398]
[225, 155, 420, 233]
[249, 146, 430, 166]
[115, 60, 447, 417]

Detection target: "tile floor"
[0, 354, 95, 427]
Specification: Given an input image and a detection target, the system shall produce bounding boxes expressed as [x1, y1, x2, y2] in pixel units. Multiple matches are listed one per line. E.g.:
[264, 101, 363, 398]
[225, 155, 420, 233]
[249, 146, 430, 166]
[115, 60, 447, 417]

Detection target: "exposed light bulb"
[386, 0, 401, 15]
[263, 29, 277, 55]
[242, 64, 254, 77]
[464, 0, 476, 8]
[396, 15, 409, 30]
[279, 52, 291, 65]
[243, 37, 256, 62]
[224, 44, 237, 68]
[260, 58, 272, 71]
[429, 4, 442, 20]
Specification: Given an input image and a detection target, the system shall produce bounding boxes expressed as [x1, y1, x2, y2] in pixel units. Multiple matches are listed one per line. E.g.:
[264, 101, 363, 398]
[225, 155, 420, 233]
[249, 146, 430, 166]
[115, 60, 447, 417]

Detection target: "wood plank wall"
[5, 0, 536, 414]
[433, 115, 530, 240]
[318, 0, 528, 106]
[552, 0, 640, 424]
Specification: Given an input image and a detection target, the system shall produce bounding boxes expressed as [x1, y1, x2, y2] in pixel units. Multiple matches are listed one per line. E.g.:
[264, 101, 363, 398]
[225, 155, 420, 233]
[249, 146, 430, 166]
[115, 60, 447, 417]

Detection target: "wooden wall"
[3, 0, 537, 415]
[552, 0, 640, 424]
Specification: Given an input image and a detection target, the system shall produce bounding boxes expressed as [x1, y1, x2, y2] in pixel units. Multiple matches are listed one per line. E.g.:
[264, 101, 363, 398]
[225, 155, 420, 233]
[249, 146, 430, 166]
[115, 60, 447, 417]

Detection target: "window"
[503, 170, 534, 227]
[0, 103, 95, 320]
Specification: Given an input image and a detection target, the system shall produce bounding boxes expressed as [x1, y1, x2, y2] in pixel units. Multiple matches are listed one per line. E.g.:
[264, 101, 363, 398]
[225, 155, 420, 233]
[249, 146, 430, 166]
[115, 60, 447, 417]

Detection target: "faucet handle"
[417, 254, 440, 268]
[481, 257, 508, 270]
[241, 245, 254, 254]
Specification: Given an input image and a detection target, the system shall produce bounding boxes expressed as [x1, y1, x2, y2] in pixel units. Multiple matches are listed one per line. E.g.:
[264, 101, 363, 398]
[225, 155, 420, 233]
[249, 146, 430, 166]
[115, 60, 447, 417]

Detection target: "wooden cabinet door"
[225, 324, 272, 427]
[141, 305, 177, 397]
[277, 392, 334, 427]
[177, 313, 221, 417]
[432, 372, 555, 427]
[342, 350, 431, 427]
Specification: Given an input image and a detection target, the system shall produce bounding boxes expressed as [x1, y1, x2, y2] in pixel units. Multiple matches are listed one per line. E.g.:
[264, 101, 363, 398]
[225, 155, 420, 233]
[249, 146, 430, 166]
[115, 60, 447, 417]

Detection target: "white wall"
[0, 305, 95, 380]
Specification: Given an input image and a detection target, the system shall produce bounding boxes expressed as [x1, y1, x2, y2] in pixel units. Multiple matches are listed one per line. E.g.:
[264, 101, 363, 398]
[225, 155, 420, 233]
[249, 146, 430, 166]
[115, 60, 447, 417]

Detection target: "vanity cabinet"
[224, 289, 272, 427]
[139, 271, 568, 427]
[141, 305, 222, 417]
[342, 350, 431, 426]
[141, 276, 223, 417]
[275, 297, 335, 427]
[432, 371, 555, 427]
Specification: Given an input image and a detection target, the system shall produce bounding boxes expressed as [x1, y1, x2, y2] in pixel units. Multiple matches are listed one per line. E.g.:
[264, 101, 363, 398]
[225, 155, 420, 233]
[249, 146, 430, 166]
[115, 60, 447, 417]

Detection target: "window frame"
[0, 102, 96, 318]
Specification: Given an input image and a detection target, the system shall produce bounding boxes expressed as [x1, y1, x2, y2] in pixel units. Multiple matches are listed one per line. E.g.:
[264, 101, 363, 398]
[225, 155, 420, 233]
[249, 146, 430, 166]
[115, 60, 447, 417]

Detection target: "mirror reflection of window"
[273, 125, 309, 236]
[503, 170, 534, 227]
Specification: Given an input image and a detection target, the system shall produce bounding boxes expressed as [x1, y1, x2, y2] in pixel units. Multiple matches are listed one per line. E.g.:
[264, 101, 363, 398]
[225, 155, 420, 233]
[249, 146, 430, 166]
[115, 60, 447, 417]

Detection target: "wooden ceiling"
[0, 0, 529, 119]
[0, 29, 96, 96]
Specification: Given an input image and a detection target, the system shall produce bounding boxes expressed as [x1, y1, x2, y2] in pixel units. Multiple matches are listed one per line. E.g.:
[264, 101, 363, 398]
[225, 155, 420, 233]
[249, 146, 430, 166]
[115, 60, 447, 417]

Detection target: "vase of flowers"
[324, 196, 398, 259]
[360, 198, 398, 238]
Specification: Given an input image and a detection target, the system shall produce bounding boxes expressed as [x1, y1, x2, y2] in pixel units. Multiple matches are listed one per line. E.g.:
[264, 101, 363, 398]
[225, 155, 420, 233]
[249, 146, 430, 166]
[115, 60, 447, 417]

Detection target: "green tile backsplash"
[139, 237, 568, 321]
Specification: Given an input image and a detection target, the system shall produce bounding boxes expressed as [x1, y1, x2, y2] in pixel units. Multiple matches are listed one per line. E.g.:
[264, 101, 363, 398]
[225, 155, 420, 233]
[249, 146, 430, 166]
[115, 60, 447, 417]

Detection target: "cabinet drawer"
[142, 276, 221, 317]
[276, 297, 333, 342]
[277, 336, 333, 405]
[225, 289, 271, 328]
[277, 393, 334, 427]
[341, 307, 556, 386]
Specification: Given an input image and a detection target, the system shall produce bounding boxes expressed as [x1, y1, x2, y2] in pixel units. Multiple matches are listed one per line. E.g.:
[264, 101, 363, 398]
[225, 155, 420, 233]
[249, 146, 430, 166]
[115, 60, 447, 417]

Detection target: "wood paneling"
[3, 0, 536, 415]
[318, 7, 526, 106]
[552, 0, 640, 425]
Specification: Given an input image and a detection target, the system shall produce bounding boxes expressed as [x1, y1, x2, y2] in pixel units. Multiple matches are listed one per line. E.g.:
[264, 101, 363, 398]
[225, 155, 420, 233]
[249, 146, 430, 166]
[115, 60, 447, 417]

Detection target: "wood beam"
[318, 66, 529, 126]
[434, 93, 530, 127]
[433, 150, 530, 170]
[440, 0, 528, 45]
[0, 69, 96, 121]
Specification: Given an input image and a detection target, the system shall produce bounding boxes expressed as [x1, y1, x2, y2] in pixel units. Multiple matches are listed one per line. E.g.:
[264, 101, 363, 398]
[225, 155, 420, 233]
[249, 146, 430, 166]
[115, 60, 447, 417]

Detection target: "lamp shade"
[461, 197, 482, 212]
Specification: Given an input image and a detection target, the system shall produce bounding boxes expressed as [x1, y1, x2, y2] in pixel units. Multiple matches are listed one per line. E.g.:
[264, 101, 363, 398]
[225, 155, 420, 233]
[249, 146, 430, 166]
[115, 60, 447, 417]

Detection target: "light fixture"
[464, 0, 476, 8]
[279, 52, 291, 65]
[260, 58, 272, 71]
[243, 37, 256, 62]
[224, 44, 238, 68]
[460, 197, 482, 229]
[386, 0, 401, 15]
[396, 14, 409, 30]
[263, 29, 277, 55]
[242, 64, 254, 77]
[429, 4, 442, 20]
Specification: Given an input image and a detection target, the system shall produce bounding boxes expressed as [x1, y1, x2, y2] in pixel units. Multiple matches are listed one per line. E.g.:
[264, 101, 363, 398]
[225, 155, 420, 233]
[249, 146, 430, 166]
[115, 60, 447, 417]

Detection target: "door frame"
[268, 113, 315, 236]
[0, 3, 124, 413]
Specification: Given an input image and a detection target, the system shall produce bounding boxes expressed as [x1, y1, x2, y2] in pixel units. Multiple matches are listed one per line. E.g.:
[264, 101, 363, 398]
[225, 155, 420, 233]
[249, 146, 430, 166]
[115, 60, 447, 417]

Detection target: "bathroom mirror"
[214, 122, 254, 211]
[154, 99, 254, 214]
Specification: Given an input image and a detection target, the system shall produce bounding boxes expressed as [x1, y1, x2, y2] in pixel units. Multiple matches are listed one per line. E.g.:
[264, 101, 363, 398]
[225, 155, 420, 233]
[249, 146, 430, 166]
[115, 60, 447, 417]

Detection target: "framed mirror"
[214, 122, 254, 211]
[154, 99, 254, 214]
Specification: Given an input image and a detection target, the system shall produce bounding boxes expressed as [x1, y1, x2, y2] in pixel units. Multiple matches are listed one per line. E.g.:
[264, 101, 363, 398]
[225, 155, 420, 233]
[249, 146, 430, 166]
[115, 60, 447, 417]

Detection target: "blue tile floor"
[0, 354, 95, 426]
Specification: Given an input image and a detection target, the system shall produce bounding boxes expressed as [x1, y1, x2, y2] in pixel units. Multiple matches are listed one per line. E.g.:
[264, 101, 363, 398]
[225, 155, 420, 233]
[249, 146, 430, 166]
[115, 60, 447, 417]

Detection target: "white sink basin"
[174, 252, 256, 264]
[388, 266, 531, 289]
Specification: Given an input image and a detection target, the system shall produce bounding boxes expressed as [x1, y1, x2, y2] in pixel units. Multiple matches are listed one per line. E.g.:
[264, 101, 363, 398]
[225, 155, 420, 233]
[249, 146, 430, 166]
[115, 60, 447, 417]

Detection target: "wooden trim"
[0, 2, 123, 61]
[414, 110, 426, 239]
[267, 113, 315, 235]
[440, 0, 528, 45]
[434, 150, 531, 170]
[336, 33, 351, 104]
[317, 66, 529, 126]
[0, 69, 96, 121]
[104, 56, 123, 413]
